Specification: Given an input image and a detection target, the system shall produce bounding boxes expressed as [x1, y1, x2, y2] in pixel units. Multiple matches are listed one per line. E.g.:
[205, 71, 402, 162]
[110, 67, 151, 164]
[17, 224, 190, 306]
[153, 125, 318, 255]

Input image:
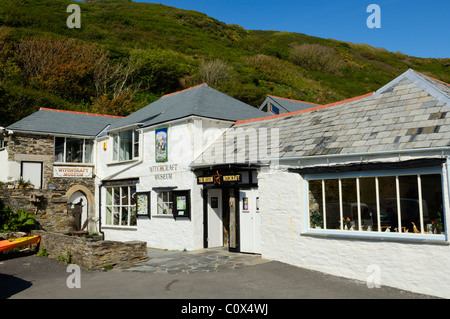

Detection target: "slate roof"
[108, 83, 268, 131]
[7, 108, 122, 137]
[259, 95, 320, 114]
[193, 69, 450, 167]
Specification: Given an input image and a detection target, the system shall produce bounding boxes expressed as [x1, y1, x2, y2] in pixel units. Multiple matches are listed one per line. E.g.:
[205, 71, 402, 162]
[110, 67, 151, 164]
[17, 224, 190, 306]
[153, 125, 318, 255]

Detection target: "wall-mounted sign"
[136, 192, 150, 217]
[197, 171, 241, 185]
[150, 164, 178, 180]
[155, 127, 168, 162]
[53, 166, 92, 178]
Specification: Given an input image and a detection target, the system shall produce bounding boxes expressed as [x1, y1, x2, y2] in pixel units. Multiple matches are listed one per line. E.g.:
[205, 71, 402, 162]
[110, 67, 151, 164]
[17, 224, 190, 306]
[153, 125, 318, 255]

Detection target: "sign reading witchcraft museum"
[150, 164, 178, 180]
[53, 166, 93, 178]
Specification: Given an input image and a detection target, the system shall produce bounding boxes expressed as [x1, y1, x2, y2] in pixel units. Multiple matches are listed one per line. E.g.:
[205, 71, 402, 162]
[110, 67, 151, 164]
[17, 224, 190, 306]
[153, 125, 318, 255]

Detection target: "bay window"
[307, 169, 445, 236]
[112, 129, 139, 162]
[54, 137, 94, 163]
[105, 186, 137, 227]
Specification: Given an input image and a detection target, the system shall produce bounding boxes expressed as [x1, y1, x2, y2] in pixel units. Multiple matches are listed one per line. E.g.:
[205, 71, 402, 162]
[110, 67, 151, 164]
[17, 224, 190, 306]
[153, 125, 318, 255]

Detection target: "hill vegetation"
[0, 0, 449, 126]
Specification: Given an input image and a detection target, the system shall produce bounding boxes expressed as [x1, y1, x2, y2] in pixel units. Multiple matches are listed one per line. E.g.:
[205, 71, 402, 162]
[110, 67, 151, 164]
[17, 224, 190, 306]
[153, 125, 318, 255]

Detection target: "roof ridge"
[161, 83, 208, 98]
[268, 95, 320, 105]
[236, 91, 374, 125]
[39, 107, 123, 118]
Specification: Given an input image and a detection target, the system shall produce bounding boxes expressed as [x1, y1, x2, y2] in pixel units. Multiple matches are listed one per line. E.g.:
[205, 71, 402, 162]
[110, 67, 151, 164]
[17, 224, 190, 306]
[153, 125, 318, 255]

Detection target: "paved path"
[119, 247, 268, 274]
[0, 248, 437, 301]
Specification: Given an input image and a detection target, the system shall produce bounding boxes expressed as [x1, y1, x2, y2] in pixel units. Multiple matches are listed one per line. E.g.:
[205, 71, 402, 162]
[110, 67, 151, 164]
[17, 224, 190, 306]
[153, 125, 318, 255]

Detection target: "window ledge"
[153, 215, 175, 218]
[53, 162, 94, 167]
[102, 225, 137, 230]
[302, 230, 448, 245]
[106, 159, 139, 166]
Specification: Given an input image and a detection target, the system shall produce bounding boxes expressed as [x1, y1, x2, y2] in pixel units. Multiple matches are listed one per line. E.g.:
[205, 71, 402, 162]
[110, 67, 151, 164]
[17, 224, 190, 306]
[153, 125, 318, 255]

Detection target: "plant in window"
[432, 211, 444, 234]
[341, 217, 351, 230]
[310, 210, 323, 229]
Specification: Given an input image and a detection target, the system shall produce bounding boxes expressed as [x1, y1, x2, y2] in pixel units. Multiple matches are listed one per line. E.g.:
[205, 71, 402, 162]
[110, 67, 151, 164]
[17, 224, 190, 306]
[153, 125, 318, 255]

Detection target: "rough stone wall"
[0, 185, 73, 233]
[2, 132, 96, 233]
[33, 231, 147, 270]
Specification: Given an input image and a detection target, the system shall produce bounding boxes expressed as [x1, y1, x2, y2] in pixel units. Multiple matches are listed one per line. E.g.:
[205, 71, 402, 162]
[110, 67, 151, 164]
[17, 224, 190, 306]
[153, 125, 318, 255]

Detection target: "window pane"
[106, 188, 112, 206]
[379, 176, 398, 232]
[119, 130, 132, 161]
[324, 179, 340, 229]
[54, 137, 65, 162]
[121, 186, 129, 206]
[84, 139, 94, 163]
[113, 207, 120, 225]
[359, 177, 378, 232]
[308, 180, 324, 229]
[113, 187, 120, 206]
[113, 134, 119, 161]
[121, 207, 128, 226]
[133, 130, 139, 158]
[130, 207, 137, 226]
[421, 174, 444, 234]
[106, 207, 112, 225]
[398, 175, 421, 233]
[66, 138, 83, 163]
[341, 178, 358, 230]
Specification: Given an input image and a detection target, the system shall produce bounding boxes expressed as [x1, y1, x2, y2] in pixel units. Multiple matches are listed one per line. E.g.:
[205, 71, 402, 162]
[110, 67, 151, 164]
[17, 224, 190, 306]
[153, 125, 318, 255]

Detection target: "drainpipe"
[98, 181, 104, 240]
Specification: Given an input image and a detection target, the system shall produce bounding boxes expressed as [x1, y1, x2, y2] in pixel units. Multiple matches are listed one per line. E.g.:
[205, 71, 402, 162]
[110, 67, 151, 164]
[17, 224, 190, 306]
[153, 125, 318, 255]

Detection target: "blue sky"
[133, 0, 449, 59]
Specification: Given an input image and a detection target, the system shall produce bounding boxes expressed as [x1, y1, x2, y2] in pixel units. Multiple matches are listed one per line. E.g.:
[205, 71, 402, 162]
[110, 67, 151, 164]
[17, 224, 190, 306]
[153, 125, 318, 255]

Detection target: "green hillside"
[0, 0, 449, 126]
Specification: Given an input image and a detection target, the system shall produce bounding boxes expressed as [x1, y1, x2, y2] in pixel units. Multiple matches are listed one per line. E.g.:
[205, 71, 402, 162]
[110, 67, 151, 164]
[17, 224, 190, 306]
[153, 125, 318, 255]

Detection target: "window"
[112, 129, 139, 162]
[270, 103, 280, 115]
[0, 138, 7, 148]
[105, 186, 137, 227]
[156, 190, 191, 218]
[307, 171, 445, 236]
[54, 137, 93, 164]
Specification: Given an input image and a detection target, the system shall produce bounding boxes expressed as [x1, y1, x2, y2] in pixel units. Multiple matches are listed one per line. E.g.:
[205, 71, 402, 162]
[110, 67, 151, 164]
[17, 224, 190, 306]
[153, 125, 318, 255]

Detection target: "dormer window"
[112, 129, 139, 162]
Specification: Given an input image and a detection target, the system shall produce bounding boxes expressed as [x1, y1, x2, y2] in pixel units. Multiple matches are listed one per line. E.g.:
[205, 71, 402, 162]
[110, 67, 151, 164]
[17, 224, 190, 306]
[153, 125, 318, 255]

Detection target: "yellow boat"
[0, 235, 41, 252]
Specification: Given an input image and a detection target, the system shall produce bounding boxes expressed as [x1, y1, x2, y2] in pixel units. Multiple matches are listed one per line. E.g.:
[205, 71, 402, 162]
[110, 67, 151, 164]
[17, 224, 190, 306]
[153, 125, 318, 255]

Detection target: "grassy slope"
[0, 0, 448, 125]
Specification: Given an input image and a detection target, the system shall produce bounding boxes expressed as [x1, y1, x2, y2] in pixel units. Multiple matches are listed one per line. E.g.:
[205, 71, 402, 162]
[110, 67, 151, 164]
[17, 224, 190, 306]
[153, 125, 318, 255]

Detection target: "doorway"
[206, 188, 223, 248]
[69, 191, 88, 231]
[239, 188, 261, 254]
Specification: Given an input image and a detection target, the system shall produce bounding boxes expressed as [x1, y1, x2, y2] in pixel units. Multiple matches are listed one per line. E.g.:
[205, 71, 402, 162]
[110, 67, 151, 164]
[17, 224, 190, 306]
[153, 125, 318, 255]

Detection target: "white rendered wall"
[258, 167, 450, 299]
[95, 117, 233, 251]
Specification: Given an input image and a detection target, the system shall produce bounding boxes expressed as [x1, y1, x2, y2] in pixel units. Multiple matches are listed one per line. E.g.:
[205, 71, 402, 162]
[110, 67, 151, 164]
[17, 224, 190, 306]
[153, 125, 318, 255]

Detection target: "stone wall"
[32, 231, 147, 270]
[1, 132, 97, 233]
[0, 185, 74, 233]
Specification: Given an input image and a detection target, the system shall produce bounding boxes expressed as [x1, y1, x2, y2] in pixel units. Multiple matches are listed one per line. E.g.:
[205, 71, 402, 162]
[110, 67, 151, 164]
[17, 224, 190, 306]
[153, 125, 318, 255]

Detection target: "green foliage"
[57, 251, 72, 264]
[0, 206, 36, 233]
[37, 247, 49, 257]
[0, 0, 448, 126]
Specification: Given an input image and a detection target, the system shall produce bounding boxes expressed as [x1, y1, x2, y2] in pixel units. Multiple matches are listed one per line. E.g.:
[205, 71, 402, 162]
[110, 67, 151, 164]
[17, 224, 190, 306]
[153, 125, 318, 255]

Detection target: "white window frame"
[305, 166, 446, 241]
[104, 185, 137, 228]
[111, 129, 140, 162]
[54, 137, 94, 164]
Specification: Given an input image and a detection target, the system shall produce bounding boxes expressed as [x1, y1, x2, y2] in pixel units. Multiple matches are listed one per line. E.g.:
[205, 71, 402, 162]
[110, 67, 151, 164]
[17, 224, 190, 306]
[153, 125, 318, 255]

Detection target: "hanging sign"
[197, 171, 241, 185]
[155, 127, 168, 162]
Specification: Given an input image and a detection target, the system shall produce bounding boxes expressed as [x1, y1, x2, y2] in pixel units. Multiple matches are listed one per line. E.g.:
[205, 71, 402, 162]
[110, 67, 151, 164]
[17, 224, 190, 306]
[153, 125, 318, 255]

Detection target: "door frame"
[20, 161, 43, 189]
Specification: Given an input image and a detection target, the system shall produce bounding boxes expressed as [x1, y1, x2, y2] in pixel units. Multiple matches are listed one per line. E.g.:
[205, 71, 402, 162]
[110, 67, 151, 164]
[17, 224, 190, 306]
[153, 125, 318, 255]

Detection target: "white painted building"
[194, 69, 450, 298]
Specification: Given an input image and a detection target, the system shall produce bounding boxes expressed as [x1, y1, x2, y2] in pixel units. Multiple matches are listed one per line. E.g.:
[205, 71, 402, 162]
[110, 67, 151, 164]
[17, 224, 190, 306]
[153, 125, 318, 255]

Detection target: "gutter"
[190, 147, 450, 169]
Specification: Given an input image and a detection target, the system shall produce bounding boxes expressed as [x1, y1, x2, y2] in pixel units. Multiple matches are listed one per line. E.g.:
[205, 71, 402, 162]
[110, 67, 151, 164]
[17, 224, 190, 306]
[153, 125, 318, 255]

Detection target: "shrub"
[289, 43, 344, 74]
[0, 206, 36, 233]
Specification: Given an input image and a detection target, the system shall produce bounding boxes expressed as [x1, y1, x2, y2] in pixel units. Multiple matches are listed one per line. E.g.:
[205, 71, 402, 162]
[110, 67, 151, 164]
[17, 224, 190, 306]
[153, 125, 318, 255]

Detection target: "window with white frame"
[105, 186, 137, 227]
[54, 137, 94, 163]
[112, 129, 139, 162]
[157, 191, 174, 215]
[307, 170, 445, 236]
